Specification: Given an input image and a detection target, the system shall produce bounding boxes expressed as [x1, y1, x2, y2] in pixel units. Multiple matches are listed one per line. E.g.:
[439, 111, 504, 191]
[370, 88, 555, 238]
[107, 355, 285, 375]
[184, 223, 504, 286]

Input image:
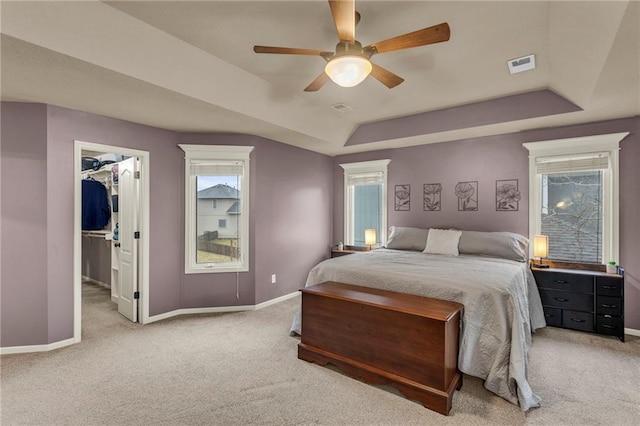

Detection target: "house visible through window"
[524, 133, 627, 264]
[179, 144, 253, 274]
[340, 160, 391, 247]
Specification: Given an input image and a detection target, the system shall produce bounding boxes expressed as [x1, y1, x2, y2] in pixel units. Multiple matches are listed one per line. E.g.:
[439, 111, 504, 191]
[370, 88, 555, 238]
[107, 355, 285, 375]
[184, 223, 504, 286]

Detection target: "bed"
[290, 228, 546, 411]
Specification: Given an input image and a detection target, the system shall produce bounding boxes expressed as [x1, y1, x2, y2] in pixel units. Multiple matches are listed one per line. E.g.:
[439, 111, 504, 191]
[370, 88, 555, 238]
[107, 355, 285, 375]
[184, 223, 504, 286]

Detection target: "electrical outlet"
[271, 274, 277, 284]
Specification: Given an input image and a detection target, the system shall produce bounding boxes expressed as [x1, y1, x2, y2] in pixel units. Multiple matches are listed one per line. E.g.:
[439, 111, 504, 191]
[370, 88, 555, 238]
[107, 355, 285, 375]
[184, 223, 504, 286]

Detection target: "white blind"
[535, 152, 609, 174]
[346, 171, 384, 186]
[190, 160, 244, 176]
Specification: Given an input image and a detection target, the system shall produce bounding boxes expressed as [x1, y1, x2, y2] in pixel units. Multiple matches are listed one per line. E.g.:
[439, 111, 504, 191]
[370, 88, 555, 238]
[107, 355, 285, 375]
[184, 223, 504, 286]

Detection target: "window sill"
[185, 265, 248, 274]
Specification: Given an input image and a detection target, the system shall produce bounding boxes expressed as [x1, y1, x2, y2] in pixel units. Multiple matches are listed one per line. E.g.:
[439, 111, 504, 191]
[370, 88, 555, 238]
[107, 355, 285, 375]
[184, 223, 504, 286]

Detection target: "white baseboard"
[2, 292, 300, 354]
[82, 276, 110, 289]
[624, 327, 640, 337]
[147, 290, 300, 324]
[3, 296, 634, 355]
[255, 290, 300, 309]
[0, 337, 76, 355]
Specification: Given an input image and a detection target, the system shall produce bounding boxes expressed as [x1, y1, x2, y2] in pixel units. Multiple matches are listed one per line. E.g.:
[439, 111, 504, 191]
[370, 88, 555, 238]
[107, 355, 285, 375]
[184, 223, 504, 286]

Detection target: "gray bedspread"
[290, 249, 546, 410]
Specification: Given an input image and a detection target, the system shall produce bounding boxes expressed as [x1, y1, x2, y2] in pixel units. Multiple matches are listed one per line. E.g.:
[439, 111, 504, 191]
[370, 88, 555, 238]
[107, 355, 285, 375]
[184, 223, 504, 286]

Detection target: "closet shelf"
[82, 230, 113, 240]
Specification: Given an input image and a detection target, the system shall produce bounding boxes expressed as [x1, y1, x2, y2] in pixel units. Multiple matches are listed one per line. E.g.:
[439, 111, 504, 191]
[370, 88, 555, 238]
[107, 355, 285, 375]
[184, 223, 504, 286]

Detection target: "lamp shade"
[364, 229, 377, 246]
[533, 235, 549, 258]
[325, 56, 372, 87]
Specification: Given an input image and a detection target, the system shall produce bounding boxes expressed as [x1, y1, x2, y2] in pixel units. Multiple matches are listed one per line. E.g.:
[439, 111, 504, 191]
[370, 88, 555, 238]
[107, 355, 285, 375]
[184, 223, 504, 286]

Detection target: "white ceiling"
[1, 1, 638, 156]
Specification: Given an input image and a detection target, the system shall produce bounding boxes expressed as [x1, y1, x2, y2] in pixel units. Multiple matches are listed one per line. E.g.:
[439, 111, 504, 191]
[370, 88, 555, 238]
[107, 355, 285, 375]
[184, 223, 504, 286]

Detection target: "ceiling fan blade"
[366, 22, 450, 55]
[329, 0, 356, 42]
[370, 63, 405, 89]
[304, 72, 330, 92]
[254, 46, 332, 56]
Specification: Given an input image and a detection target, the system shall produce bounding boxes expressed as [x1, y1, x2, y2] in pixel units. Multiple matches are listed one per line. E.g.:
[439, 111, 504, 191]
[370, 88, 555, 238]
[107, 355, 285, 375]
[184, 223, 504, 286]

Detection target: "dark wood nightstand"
[330, 245, 373, 258]
[532, 264, 625, 341]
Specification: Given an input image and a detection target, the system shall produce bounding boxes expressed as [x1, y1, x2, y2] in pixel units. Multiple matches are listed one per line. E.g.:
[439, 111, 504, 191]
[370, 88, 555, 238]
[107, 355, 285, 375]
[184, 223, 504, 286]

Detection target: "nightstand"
[532, 266, 625, 341]
[331, 249, 356, 258]
[330, 245, 373, 258]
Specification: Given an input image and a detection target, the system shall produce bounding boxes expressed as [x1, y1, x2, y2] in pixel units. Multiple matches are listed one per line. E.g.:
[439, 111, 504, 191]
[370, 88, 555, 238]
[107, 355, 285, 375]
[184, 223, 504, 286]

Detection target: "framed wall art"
[423, 183, 442, 211]
[455, 181, 478, 211]
[496, 179, 520, 211]
[394, 184, 411, 211]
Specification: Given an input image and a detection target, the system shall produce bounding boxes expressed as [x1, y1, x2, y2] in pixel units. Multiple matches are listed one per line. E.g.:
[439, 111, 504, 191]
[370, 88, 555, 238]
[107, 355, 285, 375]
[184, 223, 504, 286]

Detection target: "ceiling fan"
[253, 0, 450, 92]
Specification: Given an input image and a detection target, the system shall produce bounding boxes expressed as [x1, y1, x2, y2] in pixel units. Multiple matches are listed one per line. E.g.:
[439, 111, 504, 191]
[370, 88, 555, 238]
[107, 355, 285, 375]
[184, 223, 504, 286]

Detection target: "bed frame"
[298, 281, 464, 415]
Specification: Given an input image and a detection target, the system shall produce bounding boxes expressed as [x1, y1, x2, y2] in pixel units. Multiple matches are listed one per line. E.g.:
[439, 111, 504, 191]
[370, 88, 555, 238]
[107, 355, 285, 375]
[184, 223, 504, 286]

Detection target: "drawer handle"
[601, 304, 617, 308]
[601, 324, 617, 329]
[554, 297, 569, 302]
[545, 313, 555, 318]
[554, 280, 570, 284]
[601, 285, 616, 289]
[570, 318, 586, 323]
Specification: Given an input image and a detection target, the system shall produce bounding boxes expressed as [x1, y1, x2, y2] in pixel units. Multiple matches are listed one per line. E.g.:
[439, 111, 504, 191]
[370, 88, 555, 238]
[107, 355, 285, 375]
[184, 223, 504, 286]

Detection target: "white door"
[118, 157, 139, 322]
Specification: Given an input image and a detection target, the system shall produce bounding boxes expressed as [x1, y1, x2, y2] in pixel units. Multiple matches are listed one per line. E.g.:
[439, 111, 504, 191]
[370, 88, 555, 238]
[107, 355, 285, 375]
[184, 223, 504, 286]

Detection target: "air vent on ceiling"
[507, 54, 536, 74]
[331, 102, 354, 113]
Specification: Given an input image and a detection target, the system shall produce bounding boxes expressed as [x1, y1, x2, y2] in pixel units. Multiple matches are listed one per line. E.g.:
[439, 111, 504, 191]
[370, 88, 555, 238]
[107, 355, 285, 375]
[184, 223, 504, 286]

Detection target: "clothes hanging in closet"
[82, 179, 111, 230]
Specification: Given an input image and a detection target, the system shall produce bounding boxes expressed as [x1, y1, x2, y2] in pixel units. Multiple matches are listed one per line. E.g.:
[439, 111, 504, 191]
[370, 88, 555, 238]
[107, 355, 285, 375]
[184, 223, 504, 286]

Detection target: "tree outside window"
[541, 171, 603, 263]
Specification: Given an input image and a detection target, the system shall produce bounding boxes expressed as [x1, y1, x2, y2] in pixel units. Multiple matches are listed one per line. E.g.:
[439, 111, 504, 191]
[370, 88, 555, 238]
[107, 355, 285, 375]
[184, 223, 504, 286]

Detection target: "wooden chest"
[299, 281, 464, 415]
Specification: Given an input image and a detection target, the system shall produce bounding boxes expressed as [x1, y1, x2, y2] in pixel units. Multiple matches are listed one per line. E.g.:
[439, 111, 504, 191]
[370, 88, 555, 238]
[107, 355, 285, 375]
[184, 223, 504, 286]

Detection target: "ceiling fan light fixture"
[325, 55, 372, 87]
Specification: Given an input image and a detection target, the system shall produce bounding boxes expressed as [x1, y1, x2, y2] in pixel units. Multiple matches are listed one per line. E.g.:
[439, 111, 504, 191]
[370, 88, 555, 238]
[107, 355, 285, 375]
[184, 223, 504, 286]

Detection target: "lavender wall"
[45, 105, 183, 323]
[334, 117, 640, 330]
[1, 103, 49, 346]
[178, 134, 333, 305]
[347, 89, 581, 146]
[524, 118, 640, 330]
[1, 102, 333, 347]
[81, 239, 111, 286]
[252, 137, 333, 303]
[174, 134, 258, 308]
[1, 100, 637, 348]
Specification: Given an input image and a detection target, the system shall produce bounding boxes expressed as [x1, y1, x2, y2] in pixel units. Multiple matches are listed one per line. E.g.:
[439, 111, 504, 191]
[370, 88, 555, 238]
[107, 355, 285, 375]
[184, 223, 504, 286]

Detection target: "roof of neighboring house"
[226, 201, 240, 215]
[542, 215, 601, 263]
[197, 184, 239, 199]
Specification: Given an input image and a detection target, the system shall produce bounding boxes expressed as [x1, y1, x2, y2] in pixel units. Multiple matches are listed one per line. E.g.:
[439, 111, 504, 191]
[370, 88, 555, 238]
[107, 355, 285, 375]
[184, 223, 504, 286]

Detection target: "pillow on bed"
[423, 229, 461, 256]
[385, 226, 429, 251]
[458, 230, 528, 262]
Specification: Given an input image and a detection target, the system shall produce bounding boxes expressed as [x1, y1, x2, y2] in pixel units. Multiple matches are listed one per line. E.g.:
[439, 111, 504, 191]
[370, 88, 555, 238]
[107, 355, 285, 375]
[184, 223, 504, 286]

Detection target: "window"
[179, 144, 254, 274]
[340, 160, 391, 246]
[524, 133, 627, 263]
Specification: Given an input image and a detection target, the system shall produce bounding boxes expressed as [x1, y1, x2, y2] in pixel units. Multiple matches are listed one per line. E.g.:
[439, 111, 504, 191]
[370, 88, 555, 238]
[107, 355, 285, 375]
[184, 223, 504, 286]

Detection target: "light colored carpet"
[1, 282, 639, 425]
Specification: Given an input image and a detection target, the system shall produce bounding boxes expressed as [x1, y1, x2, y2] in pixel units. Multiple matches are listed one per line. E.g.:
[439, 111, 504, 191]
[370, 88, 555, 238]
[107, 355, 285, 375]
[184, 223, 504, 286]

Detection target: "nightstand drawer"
[596, 296, 623, 317]
[562, 310, 594, 332]
[542, 307, 562, 327]
[539, 289, 593, 312]
[533, 271, 593, 293]
[596, 277, 623, 297]
[596, 316, 623, 336]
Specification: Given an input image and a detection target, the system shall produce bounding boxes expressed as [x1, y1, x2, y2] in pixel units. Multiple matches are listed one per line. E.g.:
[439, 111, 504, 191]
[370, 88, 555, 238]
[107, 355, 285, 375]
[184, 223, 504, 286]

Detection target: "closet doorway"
[73, 141, 150, 343]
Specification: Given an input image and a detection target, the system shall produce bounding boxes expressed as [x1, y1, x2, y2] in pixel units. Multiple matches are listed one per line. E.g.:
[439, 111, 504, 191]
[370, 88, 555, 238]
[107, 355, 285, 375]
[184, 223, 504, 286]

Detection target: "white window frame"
[340, 159, 391, 246]
[523, 132, 628, 263]
[179, 144, 254, 274]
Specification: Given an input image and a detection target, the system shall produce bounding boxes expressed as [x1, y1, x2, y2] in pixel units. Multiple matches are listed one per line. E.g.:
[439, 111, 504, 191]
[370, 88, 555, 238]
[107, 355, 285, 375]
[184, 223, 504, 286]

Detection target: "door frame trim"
[73, 141, 150, 343]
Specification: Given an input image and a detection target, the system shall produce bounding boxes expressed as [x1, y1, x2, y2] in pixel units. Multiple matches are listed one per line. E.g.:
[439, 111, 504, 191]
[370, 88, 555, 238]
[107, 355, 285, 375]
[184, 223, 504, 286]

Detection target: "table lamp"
[533, 235, 549, 268]
[364, 229, 377, 250]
